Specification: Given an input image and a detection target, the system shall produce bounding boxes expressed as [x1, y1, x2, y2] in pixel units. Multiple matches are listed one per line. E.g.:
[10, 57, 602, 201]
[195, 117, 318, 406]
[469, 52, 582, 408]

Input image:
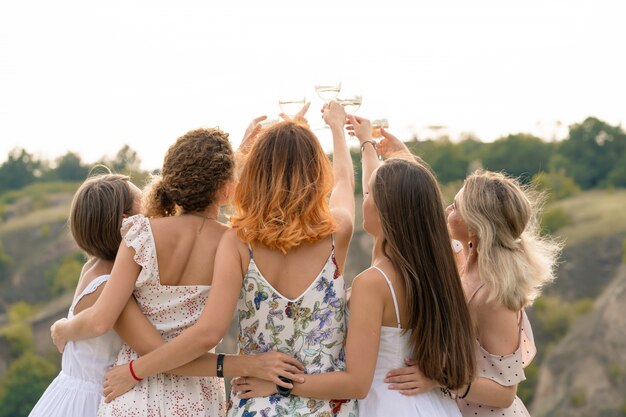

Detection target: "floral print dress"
[227, 240, 358, 417]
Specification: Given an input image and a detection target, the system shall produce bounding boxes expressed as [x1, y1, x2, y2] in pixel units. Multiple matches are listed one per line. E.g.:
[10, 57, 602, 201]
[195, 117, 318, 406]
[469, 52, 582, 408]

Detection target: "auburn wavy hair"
[231, 121, 336, 253]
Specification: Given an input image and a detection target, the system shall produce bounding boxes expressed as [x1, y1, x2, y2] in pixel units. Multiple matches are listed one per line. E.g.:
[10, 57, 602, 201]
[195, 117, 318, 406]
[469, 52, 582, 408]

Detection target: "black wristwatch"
[276, 376, 293, 397]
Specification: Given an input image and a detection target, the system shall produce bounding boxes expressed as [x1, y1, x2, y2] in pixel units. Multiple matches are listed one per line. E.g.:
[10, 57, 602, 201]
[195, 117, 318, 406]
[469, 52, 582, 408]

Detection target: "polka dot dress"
[457, 310, 536, 417]
[98, 215, 226, 417]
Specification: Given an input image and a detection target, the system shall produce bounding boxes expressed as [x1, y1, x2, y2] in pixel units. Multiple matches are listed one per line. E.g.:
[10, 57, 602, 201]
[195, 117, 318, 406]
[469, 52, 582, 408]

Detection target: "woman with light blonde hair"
[100, 101, 359, 417]
[383, 129, 561, 416]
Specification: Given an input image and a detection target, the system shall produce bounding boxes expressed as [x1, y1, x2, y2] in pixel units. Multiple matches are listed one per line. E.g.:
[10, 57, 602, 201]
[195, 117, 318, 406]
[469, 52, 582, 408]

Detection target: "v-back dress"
[358, 267, 462, 417]
[97, 214, 226, 417]
[29, 275, 122, 417]
[227, 239, 358, 417]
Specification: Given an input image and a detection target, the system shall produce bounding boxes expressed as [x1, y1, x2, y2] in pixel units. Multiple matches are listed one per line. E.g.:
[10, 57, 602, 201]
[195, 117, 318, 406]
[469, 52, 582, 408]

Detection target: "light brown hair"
[230, 121, 336, 253]
[373, 158, 475, 390]
[143, 128, 234, 218]
[69, 173, 134, 261]
[461, 170, 561, 310]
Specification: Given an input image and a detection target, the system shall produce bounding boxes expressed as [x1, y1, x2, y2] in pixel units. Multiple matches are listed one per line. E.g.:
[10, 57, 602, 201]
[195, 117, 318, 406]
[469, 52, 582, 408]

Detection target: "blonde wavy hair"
[230, 121, 336, 253]
[461, 170, 561, 311]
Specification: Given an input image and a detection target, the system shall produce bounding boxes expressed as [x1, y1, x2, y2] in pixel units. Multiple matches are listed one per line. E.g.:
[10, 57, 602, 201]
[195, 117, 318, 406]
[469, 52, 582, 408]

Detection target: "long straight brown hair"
[373, 158, 475, 389]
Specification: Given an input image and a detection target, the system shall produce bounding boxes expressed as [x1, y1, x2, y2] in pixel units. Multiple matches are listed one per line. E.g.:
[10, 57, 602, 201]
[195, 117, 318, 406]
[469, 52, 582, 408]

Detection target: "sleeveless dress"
[358, 267, 462, 417]
[29, 275, 122, 417]
[458, 284, 536, 417]
[227, 239, 358, 417]
[97, 214, 226, 417]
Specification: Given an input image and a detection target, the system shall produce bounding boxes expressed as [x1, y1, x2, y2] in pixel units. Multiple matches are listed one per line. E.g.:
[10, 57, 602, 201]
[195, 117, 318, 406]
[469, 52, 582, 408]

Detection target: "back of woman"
[99, 128, 234, 417]
[227, 108, 359, 416]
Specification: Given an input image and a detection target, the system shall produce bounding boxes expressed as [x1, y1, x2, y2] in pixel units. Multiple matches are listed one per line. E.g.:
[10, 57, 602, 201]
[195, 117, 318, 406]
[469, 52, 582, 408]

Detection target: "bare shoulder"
[351, 268, 388, 297]
[472, 287, 520, 355]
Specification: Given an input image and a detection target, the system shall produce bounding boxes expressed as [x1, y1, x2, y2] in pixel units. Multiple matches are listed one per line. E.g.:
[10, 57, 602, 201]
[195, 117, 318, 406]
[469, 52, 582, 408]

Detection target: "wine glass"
[337, 95, 362, 114]
[371, 118, 389, 138]
[278, 97, 306, 117]
[314, 82, 342, 102]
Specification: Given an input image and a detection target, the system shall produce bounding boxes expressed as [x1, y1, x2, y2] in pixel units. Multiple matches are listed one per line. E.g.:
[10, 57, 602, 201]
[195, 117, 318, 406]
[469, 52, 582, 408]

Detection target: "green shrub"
[533, 296, 594, 345]
[541, 207, 572, 234]
[47, 252, 84, 295]
[571, 386, 586, 408]
[532, 170, 581, 202]
[0, 352, 57, 417]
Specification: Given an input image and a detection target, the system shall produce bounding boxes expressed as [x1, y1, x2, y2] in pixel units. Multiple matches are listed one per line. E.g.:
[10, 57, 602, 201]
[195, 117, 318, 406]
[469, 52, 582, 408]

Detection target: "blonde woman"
[382, 128, 560, 416]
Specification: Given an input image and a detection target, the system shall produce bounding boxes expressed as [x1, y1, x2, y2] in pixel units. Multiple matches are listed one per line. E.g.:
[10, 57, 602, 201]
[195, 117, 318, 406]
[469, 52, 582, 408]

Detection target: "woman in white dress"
[29, 173, 142, 417]
[235, 116, 476, 416]
[50, 127, 300, 417]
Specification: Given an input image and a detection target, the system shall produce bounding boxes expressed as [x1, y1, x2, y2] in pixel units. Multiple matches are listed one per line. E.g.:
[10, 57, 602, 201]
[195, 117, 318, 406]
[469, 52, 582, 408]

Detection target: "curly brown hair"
[143, 128, 234, 217]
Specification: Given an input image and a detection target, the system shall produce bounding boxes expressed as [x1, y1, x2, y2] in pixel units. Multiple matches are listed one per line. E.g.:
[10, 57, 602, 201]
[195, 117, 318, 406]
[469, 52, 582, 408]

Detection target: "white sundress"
[97, 214, 226, 417]
[358, 266, 462, 417]
[29, 275, 122, 417]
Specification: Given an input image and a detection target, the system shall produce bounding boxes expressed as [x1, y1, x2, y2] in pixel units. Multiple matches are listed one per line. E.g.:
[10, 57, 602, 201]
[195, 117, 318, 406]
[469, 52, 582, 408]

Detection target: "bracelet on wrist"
[276, 376, 293, 397]
[360, 140, 377, 153]
[216, 353, 225, 378]
[129, 359, 143, 382]
[458, 381, 472, 399]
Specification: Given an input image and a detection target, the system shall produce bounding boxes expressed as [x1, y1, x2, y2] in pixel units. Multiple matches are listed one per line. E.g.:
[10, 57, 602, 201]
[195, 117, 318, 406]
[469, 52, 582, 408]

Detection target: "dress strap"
[468, 282, 486, 303]
[71, 274, 110, 313]
[372, 266, 401, 328]
[247, 243, 254, 259]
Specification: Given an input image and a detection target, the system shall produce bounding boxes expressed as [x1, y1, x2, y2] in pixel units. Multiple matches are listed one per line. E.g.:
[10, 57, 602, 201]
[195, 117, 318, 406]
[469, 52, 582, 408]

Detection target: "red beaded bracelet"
[129, 360, 143, 382]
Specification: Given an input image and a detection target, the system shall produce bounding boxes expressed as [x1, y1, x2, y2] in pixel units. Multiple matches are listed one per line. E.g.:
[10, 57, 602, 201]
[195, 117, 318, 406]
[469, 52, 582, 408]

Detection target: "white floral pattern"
[227, 243, 358, 417]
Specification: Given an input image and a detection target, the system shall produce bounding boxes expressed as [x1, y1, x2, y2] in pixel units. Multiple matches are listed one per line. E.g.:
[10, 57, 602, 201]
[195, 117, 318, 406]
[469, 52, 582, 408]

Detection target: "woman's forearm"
[291, 371, 370, 400]
[462, 377, 517, 408]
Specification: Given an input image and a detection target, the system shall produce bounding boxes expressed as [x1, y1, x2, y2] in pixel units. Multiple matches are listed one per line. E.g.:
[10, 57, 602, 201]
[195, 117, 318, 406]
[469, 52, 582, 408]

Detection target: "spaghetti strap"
[372, 266, 401, 329]
[247, 243, 254, 259]
[468, 282, 485, 303]
[70, 274, 110, 314]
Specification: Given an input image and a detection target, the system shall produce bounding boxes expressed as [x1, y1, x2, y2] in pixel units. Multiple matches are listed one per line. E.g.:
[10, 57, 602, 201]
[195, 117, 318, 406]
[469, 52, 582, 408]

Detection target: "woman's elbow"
[494, 387, 517, 408]
[354, 382, 371, 400]
[197, 330, 221, 351]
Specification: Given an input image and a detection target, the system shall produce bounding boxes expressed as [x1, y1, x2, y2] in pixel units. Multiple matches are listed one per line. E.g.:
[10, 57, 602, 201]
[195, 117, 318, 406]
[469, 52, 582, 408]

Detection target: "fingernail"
[384, 378, 389, 383]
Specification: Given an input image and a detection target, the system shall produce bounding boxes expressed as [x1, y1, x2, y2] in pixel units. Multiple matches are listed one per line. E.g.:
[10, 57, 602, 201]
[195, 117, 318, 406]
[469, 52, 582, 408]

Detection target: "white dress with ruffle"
[97, 214, 226, 417]
[29, 275, 122, 417]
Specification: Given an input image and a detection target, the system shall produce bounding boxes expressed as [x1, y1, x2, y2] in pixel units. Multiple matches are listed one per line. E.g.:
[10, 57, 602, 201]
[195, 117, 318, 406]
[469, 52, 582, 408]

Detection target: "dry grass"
[549, 189, 626, 246]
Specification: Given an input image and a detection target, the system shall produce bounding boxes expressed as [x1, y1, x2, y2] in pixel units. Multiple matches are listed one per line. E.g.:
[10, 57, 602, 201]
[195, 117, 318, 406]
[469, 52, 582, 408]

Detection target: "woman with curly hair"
[51, 127, 300, 416]
[101, 101, 359, 417]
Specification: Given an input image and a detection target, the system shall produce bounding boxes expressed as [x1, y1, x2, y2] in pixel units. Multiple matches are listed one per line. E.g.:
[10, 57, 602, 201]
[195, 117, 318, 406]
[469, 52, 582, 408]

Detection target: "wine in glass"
[337, 95, 363, 114]
[371, 118, 389, 138]
[314, 82, 342, 102]
[278, 98, 306, 117]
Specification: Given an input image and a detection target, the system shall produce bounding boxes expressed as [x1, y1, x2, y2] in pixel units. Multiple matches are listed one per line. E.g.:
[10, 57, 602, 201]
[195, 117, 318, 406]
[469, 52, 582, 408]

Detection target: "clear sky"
[0, 0, 624, 169]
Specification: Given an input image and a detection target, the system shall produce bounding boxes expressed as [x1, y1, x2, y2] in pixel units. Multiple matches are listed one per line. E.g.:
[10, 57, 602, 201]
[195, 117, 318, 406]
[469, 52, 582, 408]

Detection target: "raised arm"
[323, 101, 355, 270]
[346, 115, 381, 196]
[51, 243, 141, 351]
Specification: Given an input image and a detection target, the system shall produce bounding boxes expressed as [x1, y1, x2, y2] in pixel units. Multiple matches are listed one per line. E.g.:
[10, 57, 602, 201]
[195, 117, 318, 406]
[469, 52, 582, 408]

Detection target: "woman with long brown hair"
[235, 116, 475, 416]
[381, 130, 561, 416]
[101, 101, 359, 417]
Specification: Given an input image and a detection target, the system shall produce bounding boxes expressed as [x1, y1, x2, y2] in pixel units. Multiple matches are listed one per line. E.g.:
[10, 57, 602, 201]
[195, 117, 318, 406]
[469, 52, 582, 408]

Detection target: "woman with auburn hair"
[51, 127, 300, 416]
[101, 101, 359, 417]
[234, 116, 475, 417]
[381, 131, 561, 416]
